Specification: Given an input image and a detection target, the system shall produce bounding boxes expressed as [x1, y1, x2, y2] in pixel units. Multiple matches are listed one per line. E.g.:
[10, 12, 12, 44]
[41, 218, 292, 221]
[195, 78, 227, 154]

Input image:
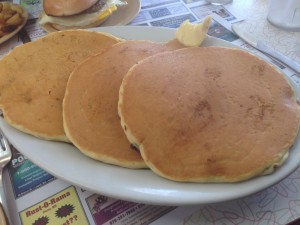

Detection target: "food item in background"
[0, 30, 120, 142]
[0, 2, 27, 38]
[119, 46, 300, 182]
[39, 0, 126, 32]
[63, 40, 180, 168]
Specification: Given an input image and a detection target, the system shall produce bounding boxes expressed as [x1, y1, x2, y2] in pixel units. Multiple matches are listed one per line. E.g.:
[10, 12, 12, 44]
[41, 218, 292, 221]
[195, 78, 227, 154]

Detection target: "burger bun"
[43, 0, 99, 16]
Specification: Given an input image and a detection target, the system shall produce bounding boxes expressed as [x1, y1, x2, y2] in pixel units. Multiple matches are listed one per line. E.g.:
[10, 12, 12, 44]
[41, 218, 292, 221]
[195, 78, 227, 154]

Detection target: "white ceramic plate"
[0, 2, 28, 45]
[1, 26, 300, 206]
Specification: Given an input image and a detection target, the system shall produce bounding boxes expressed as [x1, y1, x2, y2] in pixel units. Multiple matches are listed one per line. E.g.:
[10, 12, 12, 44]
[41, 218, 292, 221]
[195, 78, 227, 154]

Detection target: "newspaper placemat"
[1, 0, 300, 225]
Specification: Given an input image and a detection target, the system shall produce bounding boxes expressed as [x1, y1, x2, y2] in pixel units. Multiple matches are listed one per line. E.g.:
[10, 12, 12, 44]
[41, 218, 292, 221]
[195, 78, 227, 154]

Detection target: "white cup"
[267, 0, 300, 31]
[207, 0, 233, 5]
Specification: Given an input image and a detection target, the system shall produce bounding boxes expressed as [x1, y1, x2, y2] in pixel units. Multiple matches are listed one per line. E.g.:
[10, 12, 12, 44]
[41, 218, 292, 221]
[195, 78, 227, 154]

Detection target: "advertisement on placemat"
[7, 147, 55, 198]
[19, 186, 89, 225]
[86, 194, 176, 225]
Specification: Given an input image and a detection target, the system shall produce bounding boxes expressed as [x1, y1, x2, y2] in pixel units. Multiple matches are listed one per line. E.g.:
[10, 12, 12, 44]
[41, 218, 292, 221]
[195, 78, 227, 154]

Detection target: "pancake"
[118, 46, 300, 182]
[0, 30, 120, 142]
[63, 40, 180, 168]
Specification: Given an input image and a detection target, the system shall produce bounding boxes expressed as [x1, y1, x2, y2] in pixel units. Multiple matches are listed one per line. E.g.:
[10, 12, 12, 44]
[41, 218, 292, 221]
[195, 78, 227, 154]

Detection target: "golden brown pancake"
[63, 40, 179, 168]
[0, 30, 120, 142]
[119, 46, 300, 182]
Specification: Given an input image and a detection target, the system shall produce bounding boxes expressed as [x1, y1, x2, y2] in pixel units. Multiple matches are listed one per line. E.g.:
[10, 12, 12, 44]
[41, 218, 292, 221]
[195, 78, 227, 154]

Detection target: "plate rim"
[102, 0, 141, 26]
[1, 25, 300, 206]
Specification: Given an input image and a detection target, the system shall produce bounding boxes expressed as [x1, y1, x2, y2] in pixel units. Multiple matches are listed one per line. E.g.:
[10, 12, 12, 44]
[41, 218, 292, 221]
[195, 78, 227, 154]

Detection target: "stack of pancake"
[0, 29, 299, 183]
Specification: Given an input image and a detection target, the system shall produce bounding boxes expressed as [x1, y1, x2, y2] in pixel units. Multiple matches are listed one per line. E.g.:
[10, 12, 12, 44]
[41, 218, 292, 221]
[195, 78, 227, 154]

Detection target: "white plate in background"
[102, 0, 141, 26]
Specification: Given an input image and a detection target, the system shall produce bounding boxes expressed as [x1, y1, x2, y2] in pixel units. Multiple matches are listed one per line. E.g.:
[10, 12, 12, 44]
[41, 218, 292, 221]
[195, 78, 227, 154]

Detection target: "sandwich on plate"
[39, 0, 126, 32]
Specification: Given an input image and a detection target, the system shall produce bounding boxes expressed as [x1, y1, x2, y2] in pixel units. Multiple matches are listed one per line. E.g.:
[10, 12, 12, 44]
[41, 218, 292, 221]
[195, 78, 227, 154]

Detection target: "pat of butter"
[176, 16, 211, 47]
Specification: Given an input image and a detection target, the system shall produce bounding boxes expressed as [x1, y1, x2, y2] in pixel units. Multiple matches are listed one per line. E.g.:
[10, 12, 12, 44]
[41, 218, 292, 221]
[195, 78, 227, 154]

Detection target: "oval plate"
[0, 26, 300, 206]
